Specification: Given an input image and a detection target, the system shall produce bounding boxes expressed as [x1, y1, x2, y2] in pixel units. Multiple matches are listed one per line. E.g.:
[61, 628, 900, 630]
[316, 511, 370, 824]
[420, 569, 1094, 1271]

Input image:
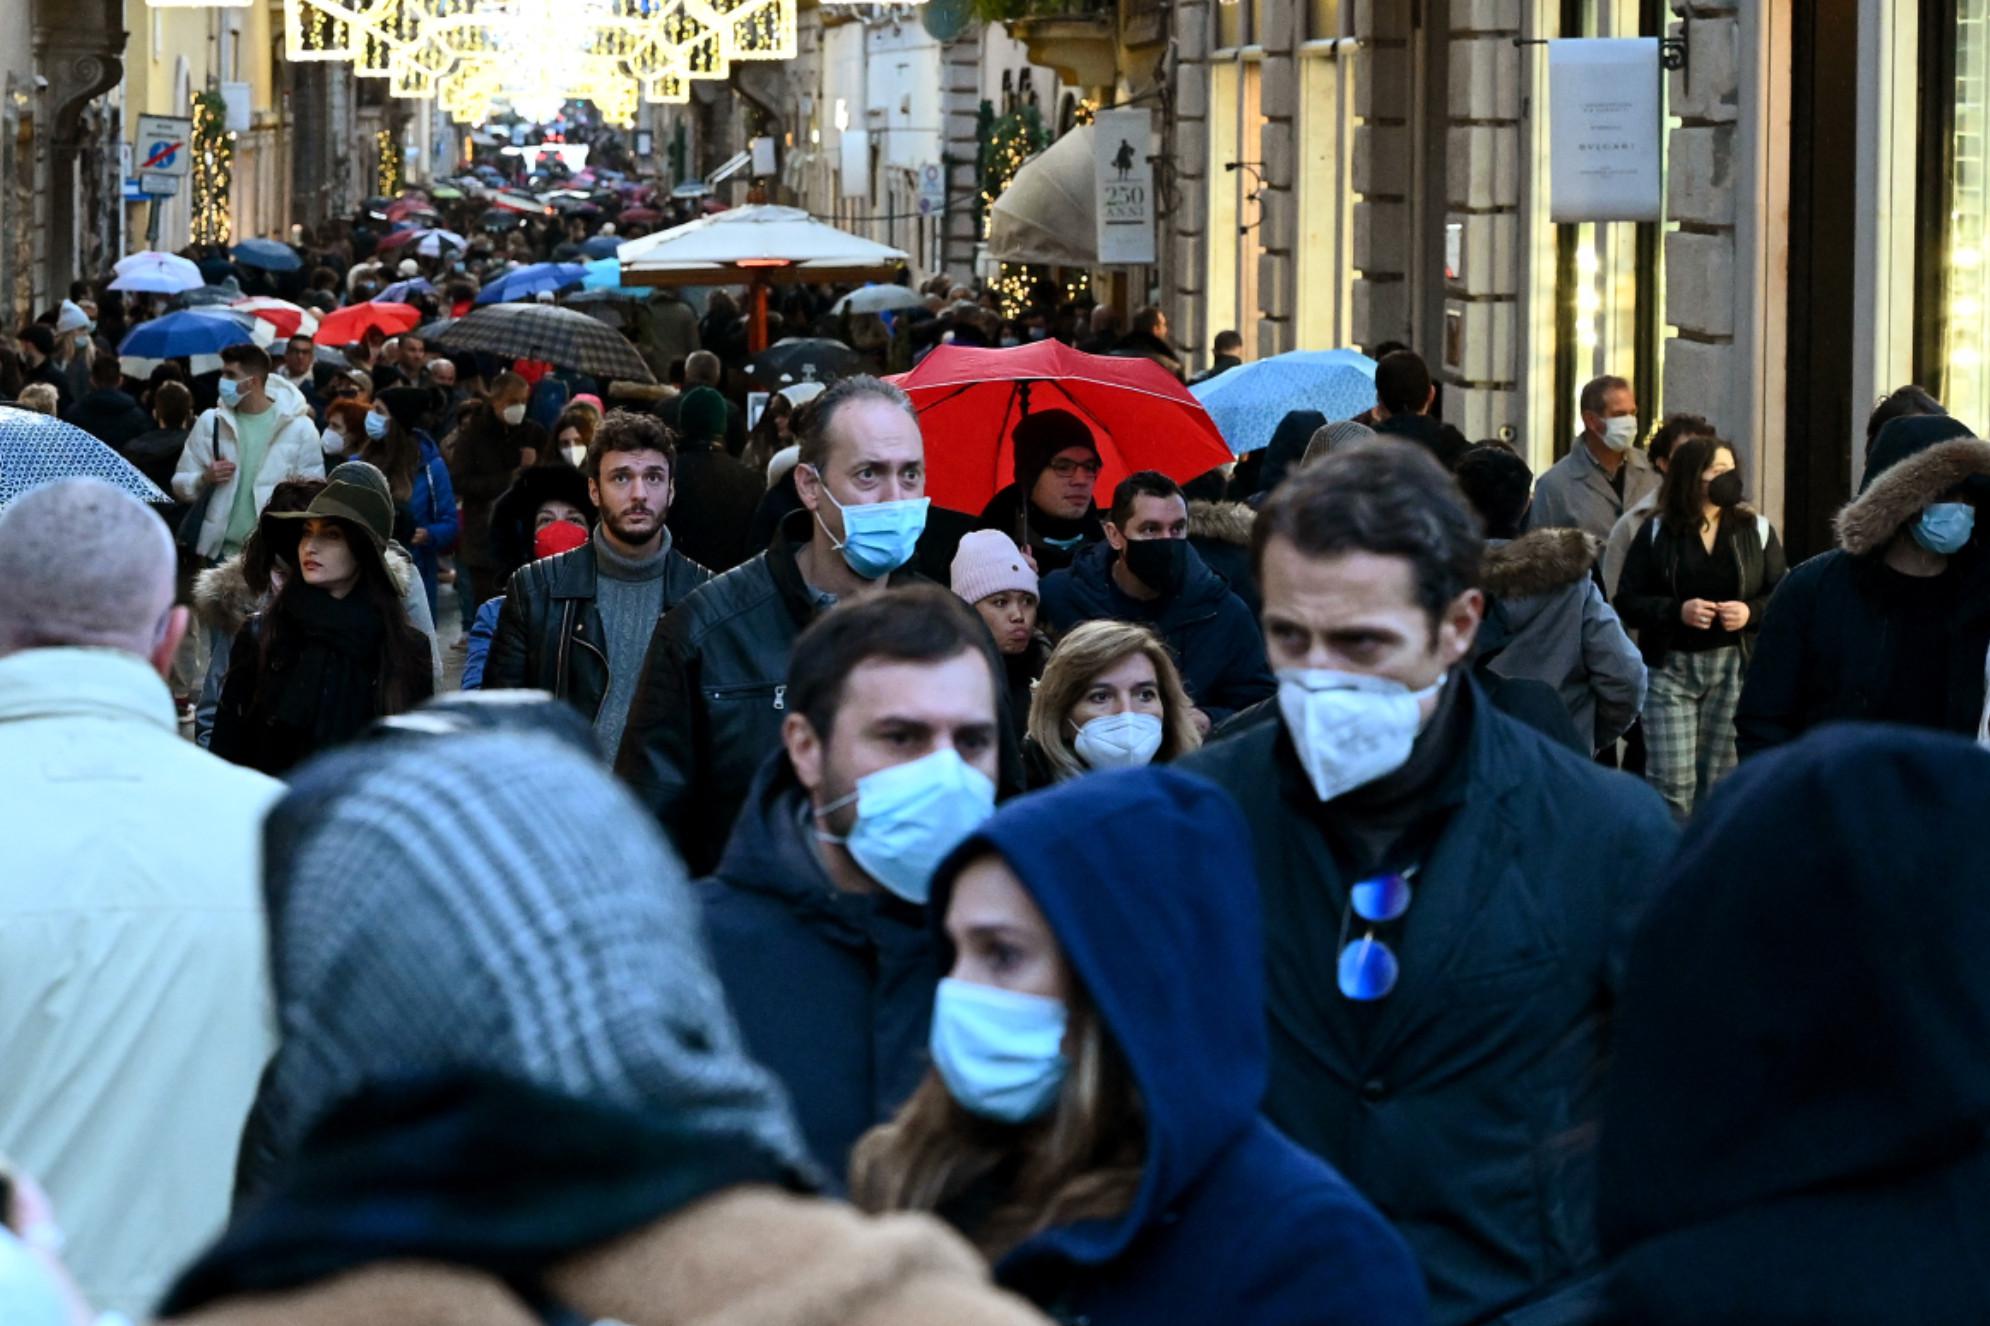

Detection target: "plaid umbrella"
[0, 407, 170, 511]
[434, 304, 655, 382]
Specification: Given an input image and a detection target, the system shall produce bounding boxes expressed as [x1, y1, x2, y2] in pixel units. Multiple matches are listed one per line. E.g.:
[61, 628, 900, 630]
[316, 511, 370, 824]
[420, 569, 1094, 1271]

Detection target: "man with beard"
[489, 410, 711, 757]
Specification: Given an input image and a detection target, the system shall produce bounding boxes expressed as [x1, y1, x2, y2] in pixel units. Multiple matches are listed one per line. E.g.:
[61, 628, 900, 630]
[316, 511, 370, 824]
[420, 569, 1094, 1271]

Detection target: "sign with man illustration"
[1094, 108, 1156, 265]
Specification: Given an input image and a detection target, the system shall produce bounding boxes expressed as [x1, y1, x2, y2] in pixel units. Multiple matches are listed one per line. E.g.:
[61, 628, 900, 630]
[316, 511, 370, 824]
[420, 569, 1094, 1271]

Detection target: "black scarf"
[264, 582, 389, 744]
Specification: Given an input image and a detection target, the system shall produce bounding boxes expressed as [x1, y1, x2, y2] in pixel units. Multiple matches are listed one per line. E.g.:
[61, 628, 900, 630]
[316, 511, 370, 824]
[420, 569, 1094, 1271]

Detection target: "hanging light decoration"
[281, 0, 754, 125]
[190, 89, 234, 245]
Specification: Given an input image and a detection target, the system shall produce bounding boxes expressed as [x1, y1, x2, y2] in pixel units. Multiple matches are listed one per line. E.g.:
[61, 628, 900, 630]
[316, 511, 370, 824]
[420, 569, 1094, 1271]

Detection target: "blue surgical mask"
[816, 748, 995, 904]
[1913, 501, 1976, 556]
[808, 465, 930, 579]
[364, 411, 390, 441]
[217, 377, 242, 408]
[930, 977, 1069, 1124]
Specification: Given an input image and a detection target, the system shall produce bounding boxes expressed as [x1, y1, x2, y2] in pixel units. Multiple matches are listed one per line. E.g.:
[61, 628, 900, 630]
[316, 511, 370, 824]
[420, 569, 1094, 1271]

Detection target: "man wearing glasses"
[977, 408, 1108, 575]
[1181, 440, 1676, 1326]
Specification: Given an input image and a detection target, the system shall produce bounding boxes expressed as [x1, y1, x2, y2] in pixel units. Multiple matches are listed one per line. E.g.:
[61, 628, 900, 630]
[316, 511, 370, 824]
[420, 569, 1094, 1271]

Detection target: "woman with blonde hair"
[1024, 620, 1201, 785]
[849, 768, 1425, 1326]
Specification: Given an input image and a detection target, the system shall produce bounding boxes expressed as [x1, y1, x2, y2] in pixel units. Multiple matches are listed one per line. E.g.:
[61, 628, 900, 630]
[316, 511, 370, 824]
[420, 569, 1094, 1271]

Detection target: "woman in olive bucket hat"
[211, 461, 435, 776]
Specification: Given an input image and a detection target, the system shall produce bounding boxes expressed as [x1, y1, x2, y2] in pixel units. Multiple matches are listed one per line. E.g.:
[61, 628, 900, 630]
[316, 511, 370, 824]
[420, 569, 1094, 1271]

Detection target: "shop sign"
[1093, 108, 1156, 265]
[1548, 38, 1662, 223]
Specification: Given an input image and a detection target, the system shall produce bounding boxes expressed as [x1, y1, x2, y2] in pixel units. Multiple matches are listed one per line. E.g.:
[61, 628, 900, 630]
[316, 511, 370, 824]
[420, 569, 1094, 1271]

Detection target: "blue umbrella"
[1188, 349, 1379, 455]
[376, 277, 438, 303]
[475, 262, 589, 305]
[580, 234, 623, 259]
[118, 308, 258, 359]
[232, 238, 302, 272]
[0, 407, 170, 511]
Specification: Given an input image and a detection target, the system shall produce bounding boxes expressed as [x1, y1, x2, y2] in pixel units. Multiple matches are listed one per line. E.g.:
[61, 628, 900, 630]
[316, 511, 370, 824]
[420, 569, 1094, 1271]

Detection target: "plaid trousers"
[1643, 646, 1746, 818]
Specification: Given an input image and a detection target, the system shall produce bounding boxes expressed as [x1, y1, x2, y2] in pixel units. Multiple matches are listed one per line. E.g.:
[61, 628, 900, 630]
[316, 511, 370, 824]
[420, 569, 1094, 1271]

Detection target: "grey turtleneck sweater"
[592, 528, 673, 757]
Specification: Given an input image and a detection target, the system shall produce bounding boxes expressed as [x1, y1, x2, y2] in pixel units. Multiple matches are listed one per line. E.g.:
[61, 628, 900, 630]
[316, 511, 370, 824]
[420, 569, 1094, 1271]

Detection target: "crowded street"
[2, 1, 1988, 1323]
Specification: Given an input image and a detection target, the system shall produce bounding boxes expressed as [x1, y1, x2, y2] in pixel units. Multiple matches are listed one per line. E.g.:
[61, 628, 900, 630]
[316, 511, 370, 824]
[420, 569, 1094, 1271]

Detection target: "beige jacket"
[163, 1187, 1050, 1326]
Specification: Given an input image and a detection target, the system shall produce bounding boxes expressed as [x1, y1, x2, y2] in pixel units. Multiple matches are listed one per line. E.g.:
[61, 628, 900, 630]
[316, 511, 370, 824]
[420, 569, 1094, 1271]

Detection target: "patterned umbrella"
[745, 337, 862, 389]
[0, 407, 170, 511]
[434, 303, 654, 382]
[377, 227, 466, 258]
[232, 297, 320, 341]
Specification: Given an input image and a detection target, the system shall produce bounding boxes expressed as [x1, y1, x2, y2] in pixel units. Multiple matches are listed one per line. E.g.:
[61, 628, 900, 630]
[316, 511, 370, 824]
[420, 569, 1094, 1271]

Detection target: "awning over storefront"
[987, 124, 1096, 267]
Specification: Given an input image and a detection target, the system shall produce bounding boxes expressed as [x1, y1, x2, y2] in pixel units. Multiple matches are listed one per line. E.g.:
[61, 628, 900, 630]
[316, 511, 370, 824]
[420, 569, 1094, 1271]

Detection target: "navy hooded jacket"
[693, 751, 941, 1184]
[931, 768, 1428, 1326]
[1038, 540, 1275, 723]
[1599, 725, 1990, 1323]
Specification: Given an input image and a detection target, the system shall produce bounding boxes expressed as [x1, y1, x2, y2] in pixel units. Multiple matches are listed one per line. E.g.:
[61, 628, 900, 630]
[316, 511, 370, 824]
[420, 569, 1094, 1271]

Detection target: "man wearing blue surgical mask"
[171, 341, 326, 567]
[1738, 412, 1990, 754]
[616, 375, 938, 874]
[693, 587, 1002, 1178]
[1180, 441, 1677, 1326]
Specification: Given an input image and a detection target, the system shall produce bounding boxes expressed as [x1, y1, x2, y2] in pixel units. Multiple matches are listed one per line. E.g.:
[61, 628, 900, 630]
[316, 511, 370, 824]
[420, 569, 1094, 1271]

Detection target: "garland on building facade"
[190, 91, 233, 247]
[376, 128, 401, 198]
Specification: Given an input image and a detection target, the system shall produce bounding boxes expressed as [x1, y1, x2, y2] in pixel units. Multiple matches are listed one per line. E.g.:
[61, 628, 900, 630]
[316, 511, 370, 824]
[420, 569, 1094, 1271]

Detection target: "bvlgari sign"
[1548, 38, 1663, 223]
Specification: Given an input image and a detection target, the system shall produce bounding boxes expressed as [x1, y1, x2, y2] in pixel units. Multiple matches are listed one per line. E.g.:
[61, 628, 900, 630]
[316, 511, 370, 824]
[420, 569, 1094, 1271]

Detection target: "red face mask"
[534, 520, 589, 560]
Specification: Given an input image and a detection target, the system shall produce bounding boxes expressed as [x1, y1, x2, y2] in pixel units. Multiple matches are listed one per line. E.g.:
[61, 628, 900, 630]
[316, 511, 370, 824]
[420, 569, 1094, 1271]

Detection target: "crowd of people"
[4, 183, 1990, 1326]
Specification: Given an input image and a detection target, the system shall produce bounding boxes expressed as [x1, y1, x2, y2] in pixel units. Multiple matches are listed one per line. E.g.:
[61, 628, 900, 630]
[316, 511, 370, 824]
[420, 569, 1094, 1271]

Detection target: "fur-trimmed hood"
[1188, 498, 1256, 547]
[191, 544, 416, 637]
[1836, 437, 1990, 556]
[1483, 528, 1601, 600]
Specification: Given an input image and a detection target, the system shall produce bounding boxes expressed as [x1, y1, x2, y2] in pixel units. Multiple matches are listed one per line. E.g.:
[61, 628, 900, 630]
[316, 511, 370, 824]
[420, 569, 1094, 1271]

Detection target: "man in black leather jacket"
[614, 376, 933, 874]
[486, 413, 712, 756]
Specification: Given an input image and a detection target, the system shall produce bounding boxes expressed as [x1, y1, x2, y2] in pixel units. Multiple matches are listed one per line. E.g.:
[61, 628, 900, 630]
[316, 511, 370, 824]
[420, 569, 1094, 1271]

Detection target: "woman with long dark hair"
[212, 462, 434, 776]
[850, 769, 1426, 1325]
[1615, 435, 1786, 816]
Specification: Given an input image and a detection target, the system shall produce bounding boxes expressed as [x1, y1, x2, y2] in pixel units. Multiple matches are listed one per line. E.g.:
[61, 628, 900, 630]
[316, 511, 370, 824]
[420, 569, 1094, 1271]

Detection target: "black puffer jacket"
[613, 508, 930, 873]
[1735, 436, 1990, 757]
[484, 537, 713, 724]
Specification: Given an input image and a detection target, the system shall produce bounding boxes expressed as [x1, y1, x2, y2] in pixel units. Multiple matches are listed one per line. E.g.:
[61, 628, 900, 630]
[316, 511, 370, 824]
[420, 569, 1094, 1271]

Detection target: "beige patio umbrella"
[987, 124, 1099, 267]
[616, 205, 911, 351]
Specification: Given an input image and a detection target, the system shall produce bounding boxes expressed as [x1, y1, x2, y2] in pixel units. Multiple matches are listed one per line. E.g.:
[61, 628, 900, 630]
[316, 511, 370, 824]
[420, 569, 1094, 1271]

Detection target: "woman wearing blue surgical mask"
[1023, 621, 1201, 786]
[1615, 436, 1786, 818]
[851, 768, 1427, 1326]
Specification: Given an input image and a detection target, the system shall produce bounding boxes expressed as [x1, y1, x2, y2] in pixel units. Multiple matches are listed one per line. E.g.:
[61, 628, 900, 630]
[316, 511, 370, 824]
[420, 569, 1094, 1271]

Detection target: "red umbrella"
[894, 341, 1231, 515]
[314, 301, 420, 346]
[620, 207, 662, 224]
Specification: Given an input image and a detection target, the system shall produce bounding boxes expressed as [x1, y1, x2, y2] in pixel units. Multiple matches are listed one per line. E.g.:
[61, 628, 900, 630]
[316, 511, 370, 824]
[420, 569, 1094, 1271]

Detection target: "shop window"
[1295, 48, 1353, 348]
[1205, 59, 1265, 359]
[1942, 0, 1990, 425]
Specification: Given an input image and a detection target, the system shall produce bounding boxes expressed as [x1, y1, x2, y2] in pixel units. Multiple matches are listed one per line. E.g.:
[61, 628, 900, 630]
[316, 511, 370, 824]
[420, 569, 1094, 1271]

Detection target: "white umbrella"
[832, 285, 928, 315]
[108, 251, 205, 295]
[0, 407, 170, 511]
[617, 205, 910, 282]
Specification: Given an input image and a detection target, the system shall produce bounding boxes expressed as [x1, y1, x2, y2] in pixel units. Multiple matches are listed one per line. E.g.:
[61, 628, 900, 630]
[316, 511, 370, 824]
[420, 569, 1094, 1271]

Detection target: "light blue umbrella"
[118, 308, 258, 359]
[475, 262, 589, 305]
[1189, 349, 1378, 455]
[580, 258, 642, 295]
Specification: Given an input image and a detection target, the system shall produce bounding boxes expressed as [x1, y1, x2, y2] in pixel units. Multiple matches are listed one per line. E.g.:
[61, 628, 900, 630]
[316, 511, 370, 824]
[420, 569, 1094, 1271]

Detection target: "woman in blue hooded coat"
[851, 767, 1427, 1325]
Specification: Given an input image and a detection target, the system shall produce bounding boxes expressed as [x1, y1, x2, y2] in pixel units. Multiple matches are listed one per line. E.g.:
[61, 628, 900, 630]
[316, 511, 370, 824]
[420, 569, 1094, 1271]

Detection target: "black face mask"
[1123, 536, 1188, 597]
[1708, 471, 1744, 509]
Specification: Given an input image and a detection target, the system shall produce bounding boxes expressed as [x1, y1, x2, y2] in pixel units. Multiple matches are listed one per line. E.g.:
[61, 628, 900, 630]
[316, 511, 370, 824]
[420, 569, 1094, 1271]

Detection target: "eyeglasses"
[1336, 868, 1416, 1001]
[1047, 458, 1103, 479]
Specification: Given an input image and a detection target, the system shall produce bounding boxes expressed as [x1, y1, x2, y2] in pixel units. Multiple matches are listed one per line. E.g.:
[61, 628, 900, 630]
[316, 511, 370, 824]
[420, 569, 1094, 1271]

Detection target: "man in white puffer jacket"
[171, 342, 326, 562]
[0, 479, 281, 1319]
